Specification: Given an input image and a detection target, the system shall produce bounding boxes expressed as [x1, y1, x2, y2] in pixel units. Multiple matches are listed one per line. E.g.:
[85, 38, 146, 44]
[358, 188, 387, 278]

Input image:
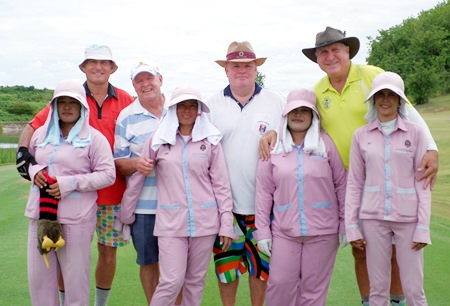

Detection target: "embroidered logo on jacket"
[404, 140, 411, 148]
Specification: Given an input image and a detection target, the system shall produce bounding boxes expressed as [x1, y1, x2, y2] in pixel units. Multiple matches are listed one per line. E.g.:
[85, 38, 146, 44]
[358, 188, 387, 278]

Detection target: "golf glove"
[258, 238, 272, 257]
[16, 146, 37, 181]
[113, 218, 131, 241]
[339, 233, 349, 248]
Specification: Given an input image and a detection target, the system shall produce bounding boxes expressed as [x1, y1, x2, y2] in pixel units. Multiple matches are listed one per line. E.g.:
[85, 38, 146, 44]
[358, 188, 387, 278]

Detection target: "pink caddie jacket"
[345, 116, 431, 244]
[122, 134, 236, 239]
[25, 90, 115, 225]
[254, 132, 347, 240]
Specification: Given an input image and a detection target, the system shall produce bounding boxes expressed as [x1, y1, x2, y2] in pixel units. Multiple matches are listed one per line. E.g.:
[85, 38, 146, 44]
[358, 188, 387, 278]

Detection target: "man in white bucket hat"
[17, 44, 134, 306]
[78, 44, 118, 73]
[207, 41, 285, 306]
[260, 26, 439, 306]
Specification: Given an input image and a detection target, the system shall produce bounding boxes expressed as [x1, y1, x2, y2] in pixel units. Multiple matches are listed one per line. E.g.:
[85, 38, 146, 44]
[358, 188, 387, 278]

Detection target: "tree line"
[0, 1, 448, 122]
[367, 0, 450, 104]
[0, 86, 51, 121]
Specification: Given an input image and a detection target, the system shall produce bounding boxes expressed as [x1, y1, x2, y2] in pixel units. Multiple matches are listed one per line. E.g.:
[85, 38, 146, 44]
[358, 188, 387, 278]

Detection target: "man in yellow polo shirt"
[310, 56, 382, 170]
[261, 26, 439, 306]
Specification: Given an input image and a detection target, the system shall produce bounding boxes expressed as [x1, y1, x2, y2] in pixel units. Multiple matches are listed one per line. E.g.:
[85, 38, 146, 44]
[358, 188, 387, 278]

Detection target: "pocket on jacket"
[157, 203, 185, 232]
[274, 203, 299, 232]
[360, 185, 381, 215]
[58, 192, 83, 220]
[198, 201, 219, 232]
[395, 187, 418, 217]
[310, 202, 337, 231]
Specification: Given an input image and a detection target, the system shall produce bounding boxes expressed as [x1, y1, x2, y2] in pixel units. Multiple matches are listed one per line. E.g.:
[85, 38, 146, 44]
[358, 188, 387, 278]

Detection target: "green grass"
[0, 134, 19, 143]
[0, 135, 18, 164]
[0, 97, 449, 305]
[0, 148, 15, 164]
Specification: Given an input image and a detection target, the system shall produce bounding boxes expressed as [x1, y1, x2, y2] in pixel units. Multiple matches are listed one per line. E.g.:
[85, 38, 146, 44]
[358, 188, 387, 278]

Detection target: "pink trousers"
[150, 235, 216, 306]
[265, 234, 339, 306]
[362, 219, 428, 306]
[28, 218, 96, 306]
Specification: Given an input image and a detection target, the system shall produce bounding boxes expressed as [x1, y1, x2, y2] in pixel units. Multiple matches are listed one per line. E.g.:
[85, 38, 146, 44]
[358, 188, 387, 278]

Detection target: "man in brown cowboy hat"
[207, 41, 285, 306]
[260, 26, 439, 306]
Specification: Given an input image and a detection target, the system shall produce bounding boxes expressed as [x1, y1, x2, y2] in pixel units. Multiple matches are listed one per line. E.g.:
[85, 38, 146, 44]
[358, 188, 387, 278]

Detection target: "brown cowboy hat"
[215, 41, 267, 67]
[302, 26, 360, 63]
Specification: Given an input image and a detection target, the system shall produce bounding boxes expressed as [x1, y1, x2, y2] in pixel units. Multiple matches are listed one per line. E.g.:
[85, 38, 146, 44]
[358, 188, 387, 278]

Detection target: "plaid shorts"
[213, 213, 270, 283]
[96, 204, 129, 247]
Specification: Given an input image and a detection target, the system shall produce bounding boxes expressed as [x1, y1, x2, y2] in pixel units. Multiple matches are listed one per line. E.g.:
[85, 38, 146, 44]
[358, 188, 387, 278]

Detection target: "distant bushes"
[6, 102, 35, 116]
[0, 86, 51, 122]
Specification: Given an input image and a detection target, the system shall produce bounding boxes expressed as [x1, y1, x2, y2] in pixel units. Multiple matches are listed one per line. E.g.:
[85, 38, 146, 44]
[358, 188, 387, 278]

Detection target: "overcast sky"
[0, 0, 444, 99]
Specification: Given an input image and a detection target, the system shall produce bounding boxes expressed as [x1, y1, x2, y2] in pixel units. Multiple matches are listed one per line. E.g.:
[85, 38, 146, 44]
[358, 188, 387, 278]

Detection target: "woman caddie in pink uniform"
[346, 72, 431, 306]
[25, 79, 115, 306]
[254, 88, 347, 306]
[121, 85, 236, 306]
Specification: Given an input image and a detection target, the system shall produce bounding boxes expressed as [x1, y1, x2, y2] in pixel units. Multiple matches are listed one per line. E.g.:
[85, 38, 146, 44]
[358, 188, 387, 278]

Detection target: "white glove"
[258, 239, 272, 257]
[113, 218, 131, 241]
[339, 233, 348, 248]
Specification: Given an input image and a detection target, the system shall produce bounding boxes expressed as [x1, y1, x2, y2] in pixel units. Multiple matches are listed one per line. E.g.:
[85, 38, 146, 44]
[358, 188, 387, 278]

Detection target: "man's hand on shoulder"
[258, 130, 277, 161]
[417, 150, 439, 190]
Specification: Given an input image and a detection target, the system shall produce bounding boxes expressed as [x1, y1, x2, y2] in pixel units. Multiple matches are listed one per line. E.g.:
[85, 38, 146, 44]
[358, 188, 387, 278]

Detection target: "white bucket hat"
[283, 88, 319, 118]
[364, 71, 409, 122]
[168, 85, 210, 113]
[130, 60, 161, 80]
[38, 79, 91, 148]
[272, 88, 326, 156]
[151, 85, 221, 151]
[366, 71, 410, 105]
[51, 79, 88, 109]
[79, 44, 118, 73]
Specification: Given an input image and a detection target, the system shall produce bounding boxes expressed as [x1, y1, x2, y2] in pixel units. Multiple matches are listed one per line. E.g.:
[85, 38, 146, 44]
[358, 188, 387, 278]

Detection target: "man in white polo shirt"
[207, 41, 285, 306]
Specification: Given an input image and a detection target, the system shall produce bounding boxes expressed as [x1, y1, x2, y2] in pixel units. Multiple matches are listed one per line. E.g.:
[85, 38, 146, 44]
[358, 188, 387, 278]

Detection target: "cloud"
[0, 0, 443, 98]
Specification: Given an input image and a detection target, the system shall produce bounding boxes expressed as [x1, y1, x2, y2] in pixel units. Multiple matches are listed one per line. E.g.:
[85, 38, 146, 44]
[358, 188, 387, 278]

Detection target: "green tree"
[366, 1, 450, 104]
[256, 71, 266, 87]
[406, 63, 438, 104]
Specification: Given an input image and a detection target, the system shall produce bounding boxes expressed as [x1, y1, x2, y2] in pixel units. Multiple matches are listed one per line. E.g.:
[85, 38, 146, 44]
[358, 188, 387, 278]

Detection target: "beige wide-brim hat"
[302, 26, 360, 63]
[215, 41, 267, 67]
[79, 44, 118, 74]
[168, 85, 210, 113]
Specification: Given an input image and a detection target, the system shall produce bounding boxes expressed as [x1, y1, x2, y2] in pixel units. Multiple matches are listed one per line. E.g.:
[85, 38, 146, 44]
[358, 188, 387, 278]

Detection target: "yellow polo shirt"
[315, 63, 384, 169]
